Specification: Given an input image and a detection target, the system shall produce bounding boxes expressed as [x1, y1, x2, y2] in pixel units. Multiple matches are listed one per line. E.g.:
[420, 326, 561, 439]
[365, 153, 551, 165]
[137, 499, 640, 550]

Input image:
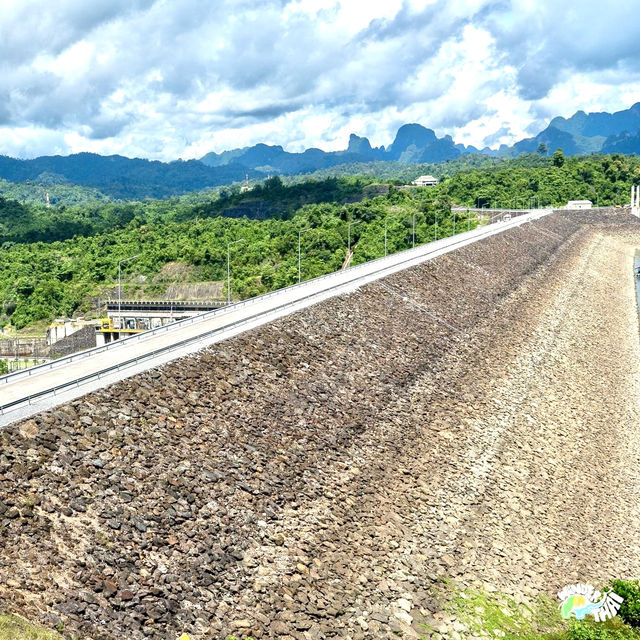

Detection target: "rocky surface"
[49, 326, 97, 359]
[1, 212, 640, 639]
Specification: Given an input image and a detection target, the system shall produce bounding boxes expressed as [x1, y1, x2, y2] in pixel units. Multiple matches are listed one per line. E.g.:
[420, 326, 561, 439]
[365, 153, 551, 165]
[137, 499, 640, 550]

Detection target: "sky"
[1, 0, 640, 161]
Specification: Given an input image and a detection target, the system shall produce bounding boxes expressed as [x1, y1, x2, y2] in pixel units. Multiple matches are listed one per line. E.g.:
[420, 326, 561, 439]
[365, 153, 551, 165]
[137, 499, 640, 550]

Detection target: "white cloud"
[0, 0, 639, 160]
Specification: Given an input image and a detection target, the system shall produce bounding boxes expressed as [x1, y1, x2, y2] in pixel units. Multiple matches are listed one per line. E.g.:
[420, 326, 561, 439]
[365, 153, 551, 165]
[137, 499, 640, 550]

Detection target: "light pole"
[118, 254, 140, 332]
[412, 213, 416, 248]
[411, 212, 426, 248]
[227, 239, 246, 305]
[347, 220, 361, 267]
[384, 215, 405, 257]
[476, 195, 491, 209]
[384, 218, 389, 257]
[298, 227, 313, 284]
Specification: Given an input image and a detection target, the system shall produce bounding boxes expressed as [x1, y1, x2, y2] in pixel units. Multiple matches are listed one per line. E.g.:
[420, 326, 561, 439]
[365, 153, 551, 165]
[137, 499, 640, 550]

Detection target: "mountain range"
[509, 102, 640, 156]
[201, 102, 640, 173]
[1, 103, 639, 199]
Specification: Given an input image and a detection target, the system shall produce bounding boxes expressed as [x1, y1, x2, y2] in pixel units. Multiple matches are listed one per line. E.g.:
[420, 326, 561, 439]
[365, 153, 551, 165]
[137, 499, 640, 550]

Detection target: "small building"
[95, 300, 226, 346]
[412, 175, 438, 187]
[47, 318, 97, 346]
[566, 200, 592, 210]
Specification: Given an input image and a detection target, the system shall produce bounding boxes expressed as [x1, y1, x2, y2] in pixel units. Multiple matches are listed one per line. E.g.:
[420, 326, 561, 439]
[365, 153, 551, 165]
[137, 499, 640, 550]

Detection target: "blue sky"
[1, 0, 639, 160]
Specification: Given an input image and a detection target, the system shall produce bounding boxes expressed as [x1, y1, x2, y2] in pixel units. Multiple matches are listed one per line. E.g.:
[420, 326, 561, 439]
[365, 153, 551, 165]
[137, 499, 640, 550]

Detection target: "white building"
[565, 200, 592, 210]
[47, 318, 96, 345]
[412, 175, 438, 187]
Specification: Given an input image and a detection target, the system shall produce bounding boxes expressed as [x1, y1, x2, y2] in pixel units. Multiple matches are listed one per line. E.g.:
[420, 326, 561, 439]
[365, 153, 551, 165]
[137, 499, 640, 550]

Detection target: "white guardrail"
[0, 209, 551, 419]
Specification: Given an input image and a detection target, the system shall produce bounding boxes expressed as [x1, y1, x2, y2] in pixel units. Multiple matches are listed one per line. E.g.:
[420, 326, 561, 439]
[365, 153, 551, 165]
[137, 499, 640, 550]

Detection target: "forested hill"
[0, 176, 380, 245]
[0, 153, 266, 200]
[2, 153, 640, 331]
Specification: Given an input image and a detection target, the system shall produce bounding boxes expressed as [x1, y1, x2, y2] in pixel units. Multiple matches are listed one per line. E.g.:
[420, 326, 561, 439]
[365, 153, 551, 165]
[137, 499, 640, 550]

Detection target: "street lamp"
[384, 218, 389, 257]
[412, 213, 417, 248]
[227, 239, 246, 305]
[476, 195, 491, 209]
[298, 227, 313, 284]
[347, 220, 361, 267]
[410, 212, 427, 248]
[118, 254, 140, 332]
[383, 215, 405, 257]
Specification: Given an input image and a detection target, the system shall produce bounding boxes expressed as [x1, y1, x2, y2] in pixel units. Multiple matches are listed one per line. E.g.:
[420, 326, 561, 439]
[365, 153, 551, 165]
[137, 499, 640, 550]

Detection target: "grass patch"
[421, 582, 640, 640]
[423, 581, 566, 639]
[0, 614, 63, 640]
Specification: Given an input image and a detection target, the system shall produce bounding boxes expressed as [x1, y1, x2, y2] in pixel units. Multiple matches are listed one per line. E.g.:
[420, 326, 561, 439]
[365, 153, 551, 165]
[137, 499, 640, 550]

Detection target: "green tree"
[552, 149, 565, 167]
[610, 580, 640, 627]
[536, 142, 548, 156]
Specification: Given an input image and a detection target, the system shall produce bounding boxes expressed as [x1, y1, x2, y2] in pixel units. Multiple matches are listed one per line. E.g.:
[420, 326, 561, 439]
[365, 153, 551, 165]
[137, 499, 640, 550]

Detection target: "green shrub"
[610, 581, 640, 628]
[566, 619, 638, 640]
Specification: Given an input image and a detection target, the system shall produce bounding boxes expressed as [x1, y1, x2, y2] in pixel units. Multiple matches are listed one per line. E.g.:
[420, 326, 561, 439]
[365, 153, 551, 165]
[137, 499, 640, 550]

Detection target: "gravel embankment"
[0, 212, 639, 640]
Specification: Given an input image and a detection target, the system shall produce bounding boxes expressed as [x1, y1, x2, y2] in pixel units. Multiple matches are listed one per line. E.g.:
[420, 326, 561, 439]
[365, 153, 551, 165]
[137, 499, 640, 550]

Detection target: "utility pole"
[118, 254, 139, 334]
[384, 219, 388, 257]
[298, 228, 312, 284]
[347, 220, 361, 268]
[384, 215, 404, 256]
[412, 213, 416, 248]
[227, 239, 246, 305]
[411, 212, 426, 248]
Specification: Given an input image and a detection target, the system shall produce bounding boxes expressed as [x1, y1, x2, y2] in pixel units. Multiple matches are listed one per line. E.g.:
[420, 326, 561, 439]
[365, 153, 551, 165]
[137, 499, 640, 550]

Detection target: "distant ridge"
[200, 103, 640, 172]
[0, 153, 266, 199]
[200, 123, 463, 173]
[509, 102, 640, 156]
[2, 103, 640, 199]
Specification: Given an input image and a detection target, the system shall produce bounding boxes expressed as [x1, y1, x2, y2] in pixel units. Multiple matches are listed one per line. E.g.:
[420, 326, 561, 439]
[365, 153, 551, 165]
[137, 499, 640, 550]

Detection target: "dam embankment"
[1, 211, 640, 639]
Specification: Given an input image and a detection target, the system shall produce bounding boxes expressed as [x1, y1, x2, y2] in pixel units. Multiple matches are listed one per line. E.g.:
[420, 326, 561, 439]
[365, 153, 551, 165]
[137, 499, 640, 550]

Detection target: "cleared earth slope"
[0, 212, 639, 639]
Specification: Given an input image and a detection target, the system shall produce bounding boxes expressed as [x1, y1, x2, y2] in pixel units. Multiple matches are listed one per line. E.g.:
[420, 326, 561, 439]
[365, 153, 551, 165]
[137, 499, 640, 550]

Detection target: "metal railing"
[105, 299, 226, 312]
[0, 210, 550, 415]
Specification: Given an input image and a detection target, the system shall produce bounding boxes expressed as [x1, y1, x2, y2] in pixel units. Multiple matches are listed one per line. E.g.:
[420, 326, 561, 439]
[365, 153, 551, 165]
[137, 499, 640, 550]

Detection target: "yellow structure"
[97, 317, 146, 335]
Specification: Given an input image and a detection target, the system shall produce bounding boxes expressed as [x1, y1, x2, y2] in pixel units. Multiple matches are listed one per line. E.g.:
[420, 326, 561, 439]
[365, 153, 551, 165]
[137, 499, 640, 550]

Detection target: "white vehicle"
[502, 214, 512, 222]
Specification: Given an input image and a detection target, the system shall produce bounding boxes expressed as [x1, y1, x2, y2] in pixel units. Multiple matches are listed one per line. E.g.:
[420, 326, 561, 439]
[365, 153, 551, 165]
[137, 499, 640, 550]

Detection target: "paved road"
[0, 210, 550, 425]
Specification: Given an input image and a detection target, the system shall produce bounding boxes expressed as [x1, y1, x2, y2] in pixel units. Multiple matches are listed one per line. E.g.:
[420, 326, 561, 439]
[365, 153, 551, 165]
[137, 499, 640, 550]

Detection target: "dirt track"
[1, 212, 640, 639]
